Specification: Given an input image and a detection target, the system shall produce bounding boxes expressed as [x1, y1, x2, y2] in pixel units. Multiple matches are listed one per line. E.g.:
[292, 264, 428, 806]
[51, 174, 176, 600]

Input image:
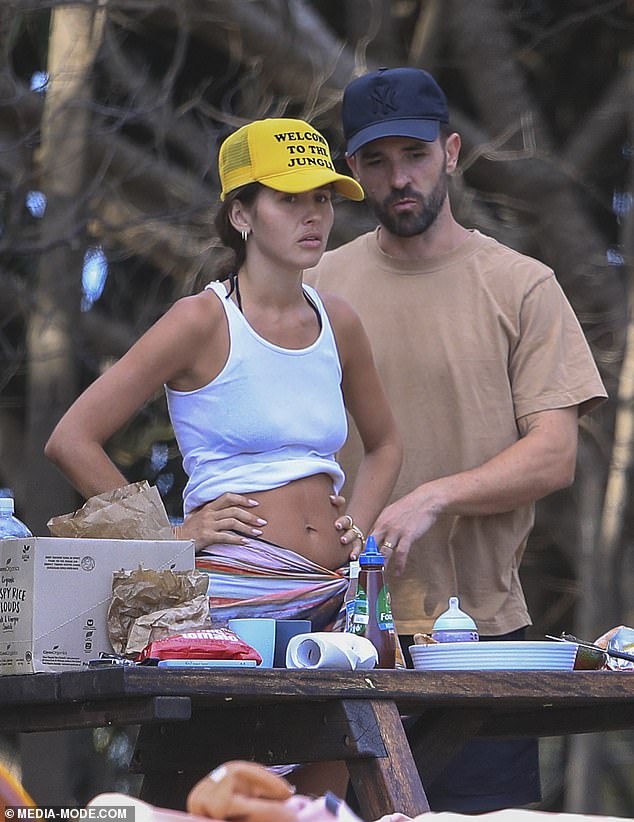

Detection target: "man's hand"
[372, 489, 439, 576]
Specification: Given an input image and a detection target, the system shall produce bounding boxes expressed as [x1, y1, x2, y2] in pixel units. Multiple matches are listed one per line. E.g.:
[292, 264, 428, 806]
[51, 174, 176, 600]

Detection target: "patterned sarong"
[195, 536, 349, 631]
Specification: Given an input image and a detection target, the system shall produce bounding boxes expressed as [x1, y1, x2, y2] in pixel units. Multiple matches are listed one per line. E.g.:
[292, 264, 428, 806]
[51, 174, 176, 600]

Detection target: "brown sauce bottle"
[349, 535, 396, 669]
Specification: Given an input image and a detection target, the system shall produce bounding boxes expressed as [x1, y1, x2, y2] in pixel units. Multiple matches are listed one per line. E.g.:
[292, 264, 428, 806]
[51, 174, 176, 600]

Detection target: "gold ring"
[350, 524, 365, 543]
[381, 540, 394, 550]
[341, 514, 354, 530]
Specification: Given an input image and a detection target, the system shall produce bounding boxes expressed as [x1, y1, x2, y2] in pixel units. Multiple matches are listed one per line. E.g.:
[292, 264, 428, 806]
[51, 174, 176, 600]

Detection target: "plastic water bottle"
[344, 559, 360, 633]
[0, 498, 33, 538]
[350, 536, 396, 668]
[431, 596, 479, 642]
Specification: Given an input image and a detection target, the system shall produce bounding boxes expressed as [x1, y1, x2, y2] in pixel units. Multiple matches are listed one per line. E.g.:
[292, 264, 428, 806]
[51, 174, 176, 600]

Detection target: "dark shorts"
[400, 628, 541, 813]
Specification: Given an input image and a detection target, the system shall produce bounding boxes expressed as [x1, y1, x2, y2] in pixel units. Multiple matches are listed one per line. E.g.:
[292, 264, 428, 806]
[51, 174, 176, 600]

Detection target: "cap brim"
[346, 118, 441, 156]
[261, 168, 364, 202]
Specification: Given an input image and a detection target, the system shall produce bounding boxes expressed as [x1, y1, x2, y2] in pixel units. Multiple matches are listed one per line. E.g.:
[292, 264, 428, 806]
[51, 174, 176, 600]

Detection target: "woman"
[45, 117, 402, 632]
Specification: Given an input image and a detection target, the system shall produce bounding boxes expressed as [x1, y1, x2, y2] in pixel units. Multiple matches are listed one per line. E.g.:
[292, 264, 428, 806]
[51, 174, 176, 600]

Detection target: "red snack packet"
[137, 628, 262, 664]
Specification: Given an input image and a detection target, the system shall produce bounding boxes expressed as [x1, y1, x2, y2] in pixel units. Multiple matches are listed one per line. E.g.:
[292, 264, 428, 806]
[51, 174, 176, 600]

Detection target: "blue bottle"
[0, 497, 32, 538]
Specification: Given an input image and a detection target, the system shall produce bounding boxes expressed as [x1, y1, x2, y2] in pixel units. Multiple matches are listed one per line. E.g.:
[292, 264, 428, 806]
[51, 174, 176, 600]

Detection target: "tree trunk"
[21, 5, 110, 807]
[564, 437, 608, 813]
[25, 3, 106, 533]
[565, 60, 634, 815]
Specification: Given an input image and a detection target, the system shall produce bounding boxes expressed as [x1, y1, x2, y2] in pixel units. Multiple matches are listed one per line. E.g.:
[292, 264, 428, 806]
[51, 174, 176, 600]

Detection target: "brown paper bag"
[47, 481, 174, 539]
[107, 567, 210, 656]
[124, 595, 211, 656]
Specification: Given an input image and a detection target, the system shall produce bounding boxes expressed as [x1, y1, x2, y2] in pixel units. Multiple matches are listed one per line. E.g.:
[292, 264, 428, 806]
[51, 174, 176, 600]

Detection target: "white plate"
[409, 641, 577, 671]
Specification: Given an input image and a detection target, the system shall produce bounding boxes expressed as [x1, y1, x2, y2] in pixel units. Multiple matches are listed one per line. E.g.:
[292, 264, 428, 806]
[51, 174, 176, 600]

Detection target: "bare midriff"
[245, 474, 350, 571]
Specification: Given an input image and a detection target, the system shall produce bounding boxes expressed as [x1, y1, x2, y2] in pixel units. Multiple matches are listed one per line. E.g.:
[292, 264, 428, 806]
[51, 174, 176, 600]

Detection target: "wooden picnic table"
[1, 667, 634, 820]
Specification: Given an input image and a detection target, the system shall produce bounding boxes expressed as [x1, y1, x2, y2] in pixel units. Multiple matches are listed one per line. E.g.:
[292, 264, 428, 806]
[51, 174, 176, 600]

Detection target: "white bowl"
[409, 640, 577, 671]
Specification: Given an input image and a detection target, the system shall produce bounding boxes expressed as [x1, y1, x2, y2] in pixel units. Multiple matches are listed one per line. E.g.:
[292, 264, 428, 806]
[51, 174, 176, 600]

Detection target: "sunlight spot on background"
[150, 442, 169, 473]
[30, 71, 48, 92]
[156, 474, 175, 496]
[82, 246, 108, 311]
[151, 444, 174, 497]
[25, 191, 47, 218]
[612, 191, 633, 220]
[606, 249, 624, 266]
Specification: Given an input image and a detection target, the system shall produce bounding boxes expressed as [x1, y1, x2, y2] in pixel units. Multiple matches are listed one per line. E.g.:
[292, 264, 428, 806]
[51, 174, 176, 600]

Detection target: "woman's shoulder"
[166, 285, 227, 328]
[146, 288, 229, 361]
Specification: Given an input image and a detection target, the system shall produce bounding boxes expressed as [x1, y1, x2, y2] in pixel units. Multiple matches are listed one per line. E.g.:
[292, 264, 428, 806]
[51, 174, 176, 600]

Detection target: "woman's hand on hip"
[175, 493, 267, 552]
[331, 495, 365, 560]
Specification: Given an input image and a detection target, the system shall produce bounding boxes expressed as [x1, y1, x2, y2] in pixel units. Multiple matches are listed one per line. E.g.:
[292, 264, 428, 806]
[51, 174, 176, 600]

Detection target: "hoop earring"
[240, 229, 249, 242]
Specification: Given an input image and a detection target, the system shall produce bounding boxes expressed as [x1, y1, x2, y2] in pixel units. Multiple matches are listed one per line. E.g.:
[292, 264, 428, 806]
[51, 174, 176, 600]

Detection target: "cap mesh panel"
[221, 131, 252, 177]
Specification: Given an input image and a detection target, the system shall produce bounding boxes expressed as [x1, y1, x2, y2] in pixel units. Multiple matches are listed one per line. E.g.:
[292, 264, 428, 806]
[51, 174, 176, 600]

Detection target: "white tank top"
[165, 280, 347, 515]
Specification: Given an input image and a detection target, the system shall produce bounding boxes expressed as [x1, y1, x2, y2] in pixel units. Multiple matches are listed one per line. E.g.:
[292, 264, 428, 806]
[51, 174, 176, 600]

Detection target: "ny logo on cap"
[370, 79, 397, 116]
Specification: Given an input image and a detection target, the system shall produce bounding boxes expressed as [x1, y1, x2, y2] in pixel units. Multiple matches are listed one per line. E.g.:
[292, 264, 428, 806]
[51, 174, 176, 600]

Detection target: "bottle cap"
[0, 498, 15, 515]
[432, 597, 477, 631]
[359, 535, 385, 567]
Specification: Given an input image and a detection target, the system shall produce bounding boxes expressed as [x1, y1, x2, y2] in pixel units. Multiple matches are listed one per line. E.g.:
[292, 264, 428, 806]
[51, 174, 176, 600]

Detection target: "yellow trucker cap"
[218, 118, 364, 202]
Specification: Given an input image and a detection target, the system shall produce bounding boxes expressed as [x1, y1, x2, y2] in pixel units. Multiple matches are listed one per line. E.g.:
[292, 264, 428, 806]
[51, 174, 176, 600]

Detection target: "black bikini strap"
[227, 273, 319, 329]
[225, 272, 242, 311]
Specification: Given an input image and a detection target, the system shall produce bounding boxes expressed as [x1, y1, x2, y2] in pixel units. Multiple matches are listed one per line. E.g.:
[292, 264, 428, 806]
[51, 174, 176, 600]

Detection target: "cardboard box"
[0, 537, 195, 674]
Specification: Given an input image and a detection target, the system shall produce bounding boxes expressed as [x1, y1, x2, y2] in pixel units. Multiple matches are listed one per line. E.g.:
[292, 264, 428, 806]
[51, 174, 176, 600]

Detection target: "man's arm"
[373, 406, 579, 574]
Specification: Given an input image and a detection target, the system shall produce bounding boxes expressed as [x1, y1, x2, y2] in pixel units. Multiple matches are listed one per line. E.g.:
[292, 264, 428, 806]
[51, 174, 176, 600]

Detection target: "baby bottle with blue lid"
[431, 596, 479, 643]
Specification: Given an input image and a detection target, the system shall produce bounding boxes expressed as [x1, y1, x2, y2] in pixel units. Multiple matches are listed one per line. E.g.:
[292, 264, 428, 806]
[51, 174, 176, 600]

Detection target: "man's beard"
[367, 168, 448, 238]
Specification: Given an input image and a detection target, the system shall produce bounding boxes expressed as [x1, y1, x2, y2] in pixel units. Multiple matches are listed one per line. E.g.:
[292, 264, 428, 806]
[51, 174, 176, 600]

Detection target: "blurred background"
[1, 0, 633, 815]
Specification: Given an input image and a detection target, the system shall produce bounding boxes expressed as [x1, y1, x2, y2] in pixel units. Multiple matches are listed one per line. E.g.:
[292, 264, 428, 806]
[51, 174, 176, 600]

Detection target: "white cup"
[228, 618, 276, 668]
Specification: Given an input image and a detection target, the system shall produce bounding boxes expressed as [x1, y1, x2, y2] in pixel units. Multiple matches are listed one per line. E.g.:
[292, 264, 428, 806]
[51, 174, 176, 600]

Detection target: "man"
[306, 67, 607, 812]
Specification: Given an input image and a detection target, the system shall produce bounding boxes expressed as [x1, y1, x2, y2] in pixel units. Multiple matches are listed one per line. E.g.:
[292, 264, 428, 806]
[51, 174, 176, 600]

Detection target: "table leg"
[345, 699, 430, 820]
[405, 707, 487, 788]
[133, 699, 429, 818]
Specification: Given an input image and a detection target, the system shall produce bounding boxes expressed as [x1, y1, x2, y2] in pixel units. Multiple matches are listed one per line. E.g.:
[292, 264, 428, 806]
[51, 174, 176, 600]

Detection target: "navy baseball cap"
[342, 67, 449, 156]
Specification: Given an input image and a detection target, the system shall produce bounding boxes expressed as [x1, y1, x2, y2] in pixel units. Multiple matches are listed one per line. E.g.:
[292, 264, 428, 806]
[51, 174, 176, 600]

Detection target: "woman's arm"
[322, 294, 403, 558]
[45, 293, 223, 499]
[46, 291, 269, 548]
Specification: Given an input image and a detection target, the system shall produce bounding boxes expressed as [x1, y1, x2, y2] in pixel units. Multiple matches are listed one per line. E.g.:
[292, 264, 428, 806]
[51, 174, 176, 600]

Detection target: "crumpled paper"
[47, 480, 174, 539]
[108, 566, 211, 657]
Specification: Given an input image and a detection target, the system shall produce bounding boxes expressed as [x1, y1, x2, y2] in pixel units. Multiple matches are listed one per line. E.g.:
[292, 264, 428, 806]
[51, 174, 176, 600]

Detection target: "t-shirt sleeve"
[510, 274, 607, 419]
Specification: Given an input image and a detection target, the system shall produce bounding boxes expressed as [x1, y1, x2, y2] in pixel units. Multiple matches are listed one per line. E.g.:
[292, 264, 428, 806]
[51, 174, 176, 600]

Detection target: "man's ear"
[346, 154, 360, 181]
[446, 132, 461, 174]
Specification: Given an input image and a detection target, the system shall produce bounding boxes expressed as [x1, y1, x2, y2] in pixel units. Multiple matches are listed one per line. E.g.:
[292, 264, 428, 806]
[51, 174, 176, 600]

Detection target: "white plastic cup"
[228, 618, 276, 667]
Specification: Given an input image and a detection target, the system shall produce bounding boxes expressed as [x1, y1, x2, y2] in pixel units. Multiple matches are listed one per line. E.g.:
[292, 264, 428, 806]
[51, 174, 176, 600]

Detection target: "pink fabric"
[196, 538, 348, 631]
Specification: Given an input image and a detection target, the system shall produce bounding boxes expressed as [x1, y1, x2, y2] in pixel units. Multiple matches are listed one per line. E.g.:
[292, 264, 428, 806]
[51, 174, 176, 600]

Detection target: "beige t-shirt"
[307, 229, 607, 635]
